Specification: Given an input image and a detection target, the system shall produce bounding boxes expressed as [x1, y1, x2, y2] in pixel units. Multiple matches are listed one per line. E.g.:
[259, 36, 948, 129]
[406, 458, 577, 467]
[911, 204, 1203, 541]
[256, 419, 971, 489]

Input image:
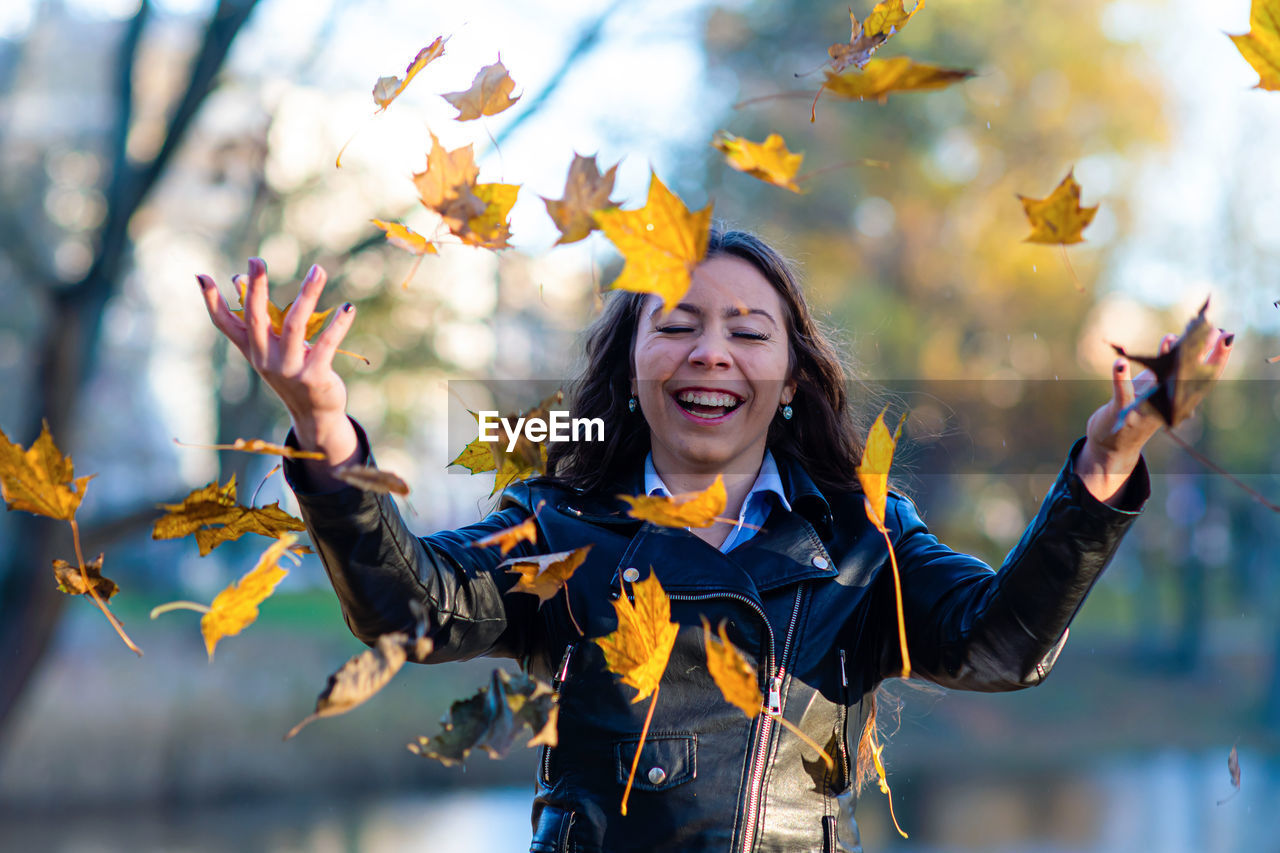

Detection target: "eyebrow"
[649, 302, 779, 328]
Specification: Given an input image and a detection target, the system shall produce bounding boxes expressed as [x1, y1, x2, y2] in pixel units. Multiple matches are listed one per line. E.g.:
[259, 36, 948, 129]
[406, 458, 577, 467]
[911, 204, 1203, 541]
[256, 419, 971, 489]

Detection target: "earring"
[628, 395, 638, 413]
[780, 403, 793, 420]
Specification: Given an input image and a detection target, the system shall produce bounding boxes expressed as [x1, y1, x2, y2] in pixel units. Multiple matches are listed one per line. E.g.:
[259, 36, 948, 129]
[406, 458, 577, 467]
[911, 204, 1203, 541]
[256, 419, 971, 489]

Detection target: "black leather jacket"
[285, 429, 1149, 853]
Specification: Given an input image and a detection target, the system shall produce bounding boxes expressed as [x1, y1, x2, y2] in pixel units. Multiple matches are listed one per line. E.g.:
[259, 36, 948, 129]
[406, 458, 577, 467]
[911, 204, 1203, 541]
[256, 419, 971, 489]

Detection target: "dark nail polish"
[196, 275, 207, 289]
[305, 264, 319, 283]
[1223, 333, 1235, 346]
[342, 302, 354, 313]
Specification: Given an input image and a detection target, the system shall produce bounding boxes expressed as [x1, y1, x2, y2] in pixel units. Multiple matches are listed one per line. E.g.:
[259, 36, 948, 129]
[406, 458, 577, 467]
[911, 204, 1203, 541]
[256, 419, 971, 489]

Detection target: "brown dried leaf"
[442, 57, 521, 121]
[52, 553, 118, 600]
[502, 546, 592, 604]
[286, 631, 429, 739]
[413, 132, 481, 213]
[407, 669, 558, 767]
[828, 0, 926, 74]
[0, 421, 93, 521]
[333, 464, 411, 496]
[1111, 299, 1218, 428]
[542, 153, 620, 245]
[373, 37, 447, 111]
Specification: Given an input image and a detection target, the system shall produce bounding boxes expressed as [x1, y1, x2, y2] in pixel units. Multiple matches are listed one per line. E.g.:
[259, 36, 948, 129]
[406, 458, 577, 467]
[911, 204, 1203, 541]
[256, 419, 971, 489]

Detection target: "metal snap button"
[647, 766, 666, 785]
[622, 567, 640, 583]
[812, 556, 829, 569]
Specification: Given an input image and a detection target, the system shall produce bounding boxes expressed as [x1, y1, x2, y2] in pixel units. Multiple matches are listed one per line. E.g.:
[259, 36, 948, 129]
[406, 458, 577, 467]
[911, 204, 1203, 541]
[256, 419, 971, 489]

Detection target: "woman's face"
[631, 254, 796, 478]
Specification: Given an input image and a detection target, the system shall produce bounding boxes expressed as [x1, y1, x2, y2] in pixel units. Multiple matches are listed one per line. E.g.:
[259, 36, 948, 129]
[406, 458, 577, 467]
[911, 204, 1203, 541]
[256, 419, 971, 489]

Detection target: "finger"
[197, 275, 250, 354]
[309, 302, 356, 368]
[1112, 358, 1134, 410]
[282, 264, 326, 366]
[1158, 333, 1178, 356]
[245, 257, 272, 364]
[1207, 329, 1234, 379]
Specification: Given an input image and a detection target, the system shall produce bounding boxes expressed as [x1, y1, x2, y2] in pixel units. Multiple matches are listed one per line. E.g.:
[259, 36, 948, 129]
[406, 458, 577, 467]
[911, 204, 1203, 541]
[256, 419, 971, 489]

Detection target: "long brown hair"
[547, 227, 866, 494]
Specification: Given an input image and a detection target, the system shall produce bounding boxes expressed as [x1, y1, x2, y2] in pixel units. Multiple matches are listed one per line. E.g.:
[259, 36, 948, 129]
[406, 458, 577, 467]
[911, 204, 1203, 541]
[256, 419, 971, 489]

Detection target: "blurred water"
[2, 750, 1275, 852]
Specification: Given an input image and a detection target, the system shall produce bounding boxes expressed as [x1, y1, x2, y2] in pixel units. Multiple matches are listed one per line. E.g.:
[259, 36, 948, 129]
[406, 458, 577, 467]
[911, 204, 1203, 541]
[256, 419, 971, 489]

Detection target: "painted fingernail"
[342, 302, 354, 313]
[196, 275, 208, 289]
[249, 257, 265, 276]
[1223, 333, 1235, 346]
[305, 264, 319, 283]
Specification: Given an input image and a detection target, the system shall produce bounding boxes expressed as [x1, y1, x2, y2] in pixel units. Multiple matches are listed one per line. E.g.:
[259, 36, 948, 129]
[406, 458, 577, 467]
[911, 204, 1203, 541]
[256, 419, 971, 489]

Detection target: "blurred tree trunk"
[0, 0, 261, 747]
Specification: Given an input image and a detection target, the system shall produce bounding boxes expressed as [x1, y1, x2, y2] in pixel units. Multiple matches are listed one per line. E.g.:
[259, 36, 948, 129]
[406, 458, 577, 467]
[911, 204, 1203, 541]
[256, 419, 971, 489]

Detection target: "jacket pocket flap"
[614, 733, 696, 791]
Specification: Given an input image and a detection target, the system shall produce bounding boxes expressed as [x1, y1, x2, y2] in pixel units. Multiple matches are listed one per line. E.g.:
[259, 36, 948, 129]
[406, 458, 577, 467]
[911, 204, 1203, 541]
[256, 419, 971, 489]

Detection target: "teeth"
[676, 390, 741, 408]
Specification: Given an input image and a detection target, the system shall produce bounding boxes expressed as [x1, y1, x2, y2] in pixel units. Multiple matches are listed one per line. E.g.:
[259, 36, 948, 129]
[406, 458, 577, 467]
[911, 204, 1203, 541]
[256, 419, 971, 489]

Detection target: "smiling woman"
[199, 227, 1231, 853]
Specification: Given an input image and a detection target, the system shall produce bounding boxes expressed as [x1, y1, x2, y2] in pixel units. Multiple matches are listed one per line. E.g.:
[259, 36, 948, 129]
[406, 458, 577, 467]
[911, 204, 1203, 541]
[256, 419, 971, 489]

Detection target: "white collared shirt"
[643, 450, 792, 552]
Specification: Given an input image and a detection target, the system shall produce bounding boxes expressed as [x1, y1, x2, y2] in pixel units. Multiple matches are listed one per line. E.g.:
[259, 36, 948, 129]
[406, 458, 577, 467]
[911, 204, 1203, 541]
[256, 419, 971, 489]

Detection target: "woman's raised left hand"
[1077, 327, 1233, 505]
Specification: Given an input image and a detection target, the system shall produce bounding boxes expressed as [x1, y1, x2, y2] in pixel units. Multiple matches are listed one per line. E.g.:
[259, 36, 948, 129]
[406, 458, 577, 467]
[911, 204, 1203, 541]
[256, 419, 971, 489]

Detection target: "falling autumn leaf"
[596, 571, 679, 814]
[370, 220, 439, 257]
[619, 474, 727, 529]
[1227, 0, 1280, 91]
[196, 534, 295, 659]
[542, 153, 620, 245]
[173, 437, 324, 460]
[1018, 169, 1098, 245]
[593, 172, 713, 313]
[821, 57, 974, 109]
[870, 733, 909, 837]
[1218, 744, 1242, 804]
[286, 632, 431, 739]
[442, 57, 522, 121]
[502, 546, 592, 604]
[473, 515, 540, 557]
[712, 132, 804, 193]
[233, 277, 334, 340]
[333, 464, 411, 496]
[1111, 299, 1219, 429]
[450, 392, 562, 496]
[152, 475, 306, 556]
[373, 38, 447, 111]
[450, 435, 497, 475]
[408, 669, 558, 767]
[857, 407, 911, 679]
[52, 553, 118, 600]
[828, 0, 927, 74]
[702, 616, 761, 717]
[413, 132, 482, 215]
[460, 183, 519, 249]
[0, 421, 93, 521]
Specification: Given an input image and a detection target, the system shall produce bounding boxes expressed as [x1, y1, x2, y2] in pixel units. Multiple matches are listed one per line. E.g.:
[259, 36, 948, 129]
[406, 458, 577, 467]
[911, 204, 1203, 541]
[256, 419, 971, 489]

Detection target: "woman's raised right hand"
[198, 257, 360, 470]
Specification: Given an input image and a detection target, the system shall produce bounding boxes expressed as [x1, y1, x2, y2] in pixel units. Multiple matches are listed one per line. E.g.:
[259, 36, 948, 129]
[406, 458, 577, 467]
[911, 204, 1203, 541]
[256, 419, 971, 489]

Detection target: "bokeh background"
[1, 0, 1278, 850]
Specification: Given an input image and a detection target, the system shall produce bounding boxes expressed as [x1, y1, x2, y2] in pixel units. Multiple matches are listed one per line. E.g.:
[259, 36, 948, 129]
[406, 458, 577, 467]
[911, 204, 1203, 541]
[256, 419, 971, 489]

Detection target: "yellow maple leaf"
[201, 534, 294, 659]
[1228, 0, 1280, 91]
[473, 516, 541, 557]
[502, 545, 592, 604]
[450, 392, 561, 495]
[233, 277, 333, 340]
[619, 474, 726, 529]
[173, 437, 324, 460]
[1018, 169, 1098, 245]
[442, 57, 521, 121]
[596, 570, 680, 815]
[702, 616, 761, 717]
[828, 0, 926, 73]
[856, 407, 911, 679]
[542, 153, 620, 245]
[461, 182, 519, 249]
[712, 132, 804, 193]
[593, 172, 712, 313]
[371, 220, 439, 256]
[373, 38, 447, 111]
[823, 57, 974, 105]
[152, 475, 306, 557]
[0, 421, 93, 521]
[450, 435, 497, 475]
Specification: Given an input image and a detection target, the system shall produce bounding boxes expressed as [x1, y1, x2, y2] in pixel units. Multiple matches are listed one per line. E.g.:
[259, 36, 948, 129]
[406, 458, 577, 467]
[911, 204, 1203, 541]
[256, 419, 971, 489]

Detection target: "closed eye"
[732, 330, 771, 341]
[656, 325, 695, 334]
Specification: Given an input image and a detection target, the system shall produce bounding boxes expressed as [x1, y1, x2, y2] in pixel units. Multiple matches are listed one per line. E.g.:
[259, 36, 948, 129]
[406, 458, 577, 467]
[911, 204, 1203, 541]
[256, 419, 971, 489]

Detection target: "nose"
[687, 330, 732, 370]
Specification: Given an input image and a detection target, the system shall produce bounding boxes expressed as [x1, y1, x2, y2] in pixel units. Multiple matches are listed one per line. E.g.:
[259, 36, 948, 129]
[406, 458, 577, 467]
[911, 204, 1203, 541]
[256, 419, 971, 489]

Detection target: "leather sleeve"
[875, 437, 1149, 690]
[281, 420, 541, 664]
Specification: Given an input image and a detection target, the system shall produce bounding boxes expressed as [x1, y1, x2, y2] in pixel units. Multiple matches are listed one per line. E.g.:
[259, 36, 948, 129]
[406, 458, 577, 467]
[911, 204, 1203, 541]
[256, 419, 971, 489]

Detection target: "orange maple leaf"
[473, 516, 540, 557]
[373, 38, 447, 111]
[593, 172, 712, 313]
[0, 421, 93, 521]
[412, 132, 482, 213]
[596, 571, 679, 815]
[822, 57, 974, 107]
[712, 132, 804, 193]
[502, 545, 592, 604]
[856, 407, 911, 679]
[152, 475, 306, 556]
[199, 534, 295, 659]
[442, 57, 521, 121]
[371, 220, 439, 257]
[542, 153, 620, 245]
[619, 474, 727, 529]
[1227, 0, 1280, 91]
[702, 616, 761, 717]
[1018, 169, 1098, 245]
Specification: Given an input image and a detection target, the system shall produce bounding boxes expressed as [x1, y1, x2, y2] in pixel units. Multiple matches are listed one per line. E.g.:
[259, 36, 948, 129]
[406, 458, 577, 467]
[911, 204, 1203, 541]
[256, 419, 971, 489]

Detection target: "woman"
[199, 230, 1230, 852]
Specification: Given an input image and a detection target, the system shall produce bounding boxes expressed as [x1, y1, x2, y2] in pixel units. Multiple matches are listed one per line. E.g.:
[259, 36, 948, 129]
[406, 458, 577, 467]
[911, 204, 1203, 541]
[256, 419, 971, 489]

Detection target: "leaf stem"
[767, 711, 833, 770]
[69, 519, 142, 655]
[879, 525, 912, 678]
[1060, 243, 1084, 293]
[1163, 429, 1280, 513]
[621, 683, 660, 816]
[730, 89, 819, 111]
[563, 577, 584, 638]
[251, 464, 281, 506]
[150, 600, 213, 618]
[795, 159, 890, 184]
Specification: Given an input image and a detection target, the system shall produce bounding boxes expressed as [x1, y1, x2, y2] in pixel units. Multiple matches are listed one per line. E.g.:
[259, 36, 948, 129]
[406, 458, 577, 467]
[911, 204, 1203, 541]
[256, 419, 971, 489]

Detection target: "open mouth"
[672, 389, 744, 420]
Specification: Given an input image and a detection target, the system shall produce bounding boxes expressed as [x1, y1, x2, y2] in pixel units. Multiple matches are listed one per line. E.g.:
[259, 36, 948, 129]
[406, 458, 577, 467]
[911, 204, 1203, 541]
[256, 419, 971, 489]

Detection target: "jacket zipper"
[836, 649, 850, 790]
[542, 642, 576, 783]
[738, 587, 805, 853]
